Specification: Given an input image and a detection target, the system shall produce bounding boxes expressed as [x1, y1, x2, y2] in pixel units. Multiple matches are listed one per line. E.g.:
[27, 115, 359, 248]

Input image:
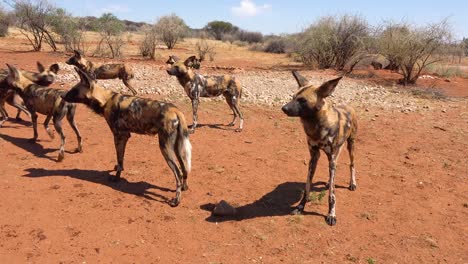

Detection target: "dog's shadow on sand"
[200, 181, 344, 223]
[0, 133, 61, 161]
[23, 168, 174, 204]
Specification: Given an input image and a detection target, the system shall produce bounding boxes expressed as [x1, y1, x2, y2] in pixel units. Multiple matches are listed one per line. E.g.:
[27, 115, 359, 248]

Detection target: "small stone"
[213, 200, 237, 216]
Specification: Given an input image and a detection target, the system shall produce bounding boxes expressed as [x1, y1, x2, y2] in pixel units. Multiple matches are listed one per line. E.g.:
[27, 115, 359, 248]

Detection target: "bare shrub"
[0, 6, 13, 37]
[49, 8, 86, 52]
[13, 0, 58, 51]
[93, 13, 125, 58]
[264, 38, 287, 53]
[237, 30, 263, 43]
[376, 20, 451, 85]
[139, 26, 157, 59]
[154, 14, 188, 49]
[196, 38, 215, 62]
[294, 15, 369, 70]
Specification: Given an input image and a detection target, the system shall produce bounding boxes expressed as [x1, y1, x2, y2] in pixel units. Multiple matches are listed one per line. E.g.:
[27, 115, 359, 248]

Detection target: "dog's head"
[61, 67, 96, 104]
[166, 55, 200, 77]
[6, 64, 33, 93]
[33, 61, 60, 86]
[166, 55, 180, 65]
[282, 71, 342, 117]
[66, 50, 89, 69]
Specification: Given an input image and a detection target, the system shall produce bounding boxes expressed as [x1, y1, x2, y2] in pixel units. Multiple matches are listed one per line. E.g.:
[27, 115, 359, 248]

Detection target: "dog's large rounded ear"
[74, 67, 93, 88]
[317, 76, 343, 98]
[49, 63, 60, 74]
[37, 61, 46, 73]
[6, 63, 20, 81]
[166, 55, 179, 65]
[291, 71, 309, 88]
[184, 55, 197, 67]
[73, 50, 82, 58]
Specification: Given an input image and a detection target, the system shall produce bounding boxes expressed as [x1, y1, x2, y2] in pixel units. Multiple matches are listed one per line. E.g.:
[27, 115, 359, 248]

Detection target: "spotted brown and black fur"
[62, 68, 192, 207]
[282, 71, 358, 226]
[66, 50, 137, 96]
[166, 55, 243, 132]
[0, 62, 60, 127]
[5, 64, 82, 162]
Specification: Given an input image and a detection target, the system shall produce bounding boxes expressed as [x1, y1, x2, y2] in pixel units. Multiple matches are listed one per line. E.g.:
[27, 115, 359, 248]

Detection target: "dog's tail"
[175, 111, 192, 175]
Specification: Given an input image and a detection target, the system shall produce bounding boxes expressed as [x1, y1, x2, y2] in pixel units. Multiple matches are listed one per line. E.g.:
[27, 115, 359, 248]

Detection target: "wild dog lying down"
[0, 62, 60, 126]
[62, 68, 192, 207]
[282, 71, 358, 226]
[5, 64, 82, 162]
[166, 55, 243, 133]
[66, 50, 137, 96]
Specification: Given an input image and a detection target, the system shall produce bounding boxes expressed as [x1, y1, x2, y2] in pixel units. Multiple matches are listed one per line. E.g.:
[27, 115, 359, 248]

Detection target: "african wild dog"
[0, 62, 60, 127]
[62, 68, 192, 207]
[66, 50, 137, 96]
[5, 64, 82, 162]
[282, 71, 357, 226]
[166, 55, 243, 132]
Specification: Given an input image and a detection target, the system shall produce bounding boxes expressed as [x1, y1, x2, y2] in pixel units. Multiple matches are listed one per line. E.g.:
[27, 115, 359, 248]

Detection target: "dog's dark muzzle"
[282, 102, 300, 117]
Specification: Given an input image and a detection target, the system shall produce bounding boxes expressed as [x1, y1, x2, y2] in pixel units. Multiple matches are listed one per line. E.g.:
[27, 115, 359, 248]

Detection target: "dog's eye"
[297, 97, 307, 103]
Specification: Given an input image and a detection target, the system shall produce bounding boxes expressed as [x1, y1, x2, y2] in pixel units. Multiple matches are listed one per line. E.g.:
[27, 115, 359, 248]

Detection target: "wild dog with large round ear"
[166, 55, 243, 133]
[0, 62, 60, 126]
[5, 63, 82, 162]
[66, 50, 137, 95]
[62, 67, 192, 207]
[282, 71, 357, 226]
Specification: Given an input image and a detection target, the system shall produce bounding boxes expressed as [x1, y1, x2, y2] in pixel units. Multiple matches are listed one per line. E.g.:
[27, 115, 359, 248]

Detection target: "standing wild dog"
[5, 64, 82, 162]
[166, 55, 243, 132]
[62, 68, 192, 207]
[0, 62, 60, 127]
[282, 71, 357, 226]
[66, 50, 137, 96]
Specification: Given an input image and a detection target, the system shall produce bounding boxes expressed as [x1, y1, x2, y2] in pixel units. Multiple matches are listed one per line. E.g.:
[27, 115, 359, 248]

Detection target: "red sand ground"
[0, 49, 467, 263]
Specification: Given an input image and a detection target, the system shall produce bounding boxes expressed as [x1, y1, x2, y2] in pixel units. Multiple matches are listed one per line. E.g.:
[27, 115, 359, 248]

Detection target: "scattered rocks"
[213, 200, 237, 216]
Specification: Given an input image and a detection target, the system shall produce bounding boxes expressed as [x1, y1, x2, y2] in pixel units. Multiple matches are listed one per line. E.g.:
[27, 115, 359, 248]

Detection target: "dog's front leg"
[29, 111, 39, 143]
[190, 98, 199, 133]
[325, 149, 340, 226]
[292, 146, 320, 215]
[112, 132, 130, 181]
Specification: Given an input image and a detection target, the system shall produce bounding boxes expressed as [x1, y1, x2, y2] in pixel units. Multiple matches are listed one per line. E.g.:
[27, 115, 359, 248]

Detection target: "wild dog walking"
[66, 50, 137, 95]
[0, 62, 60, 127]
[282, 71, 357, 226]
[5, 64, 82, 161]
[62, 68, 192, 207]
[166, 55, 243, 132]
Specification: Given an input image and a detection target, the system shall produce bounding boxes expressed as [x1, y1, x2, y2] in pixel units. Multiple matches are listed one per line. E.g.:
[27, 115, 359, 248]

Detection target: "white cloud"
[101, 4, 131, 14]
[231, 0, 271, 17]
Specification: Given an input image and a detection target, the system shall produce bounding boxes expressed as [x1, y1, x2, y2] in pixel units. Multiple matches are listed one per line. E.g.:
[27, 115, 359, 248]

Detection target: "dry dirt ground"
[0, 37, 467, 263]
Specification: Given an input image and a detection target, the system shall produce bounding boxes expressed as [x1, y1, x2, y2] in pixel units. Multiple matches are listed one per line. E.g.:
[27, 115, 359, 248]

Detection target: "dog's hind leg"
[29, 111, 39, 143]
[292, 146, 320, 215]
[52, 106, 67, 162]
[347, 137, 356, 191]
[0, 102, 8, 127]
[66, 105, 83, 153]
[9, 93, 29, 121]
[224, 95, 238, 127]
[43, 114, 54, 139]
[112, 132, 130, 181]
[159, 132, 183, 207]
[232, 98, 243, 132]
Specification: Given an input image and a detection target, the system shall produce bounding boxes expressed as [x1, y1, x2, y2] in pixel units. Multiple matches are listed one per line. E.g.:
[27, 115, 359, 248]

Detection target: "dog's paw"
[46, 129, 55, 139]
[326, 215, 337, 226]
[227, 122, 235, 127]
[291, 206, 304, 215]
[349, 184, 357, 191]
[28, 138, 37, 143]
[182, 182, 189, 191]
[235, 128, 242, 132]
[169, 198, 180, 207]
[57, 152, 64, 162]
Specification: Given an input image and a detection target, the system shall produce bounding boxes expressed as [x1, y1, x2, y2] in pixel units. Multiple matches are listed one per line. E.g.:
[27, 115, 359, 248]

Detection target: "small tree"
[13, 0, 58, 51]
[139, 25, 157, 59]
[154, 14, 188, 49]
[93, 13, 125, 58]
[196, 38, 215, 62]
[236, 30, 263, 43]
[49, 8, 86, 52]
[204, 20, 238, 40]
[377, 20, 451, 85]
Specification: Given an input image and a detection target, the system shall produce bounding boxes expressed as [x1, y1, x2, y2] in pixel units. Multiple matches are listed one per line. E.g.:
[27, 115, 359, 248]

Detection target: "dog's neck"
[300, 100, 333, 125]
[176, 70, 196, 87]
[84, 85, 115, 115]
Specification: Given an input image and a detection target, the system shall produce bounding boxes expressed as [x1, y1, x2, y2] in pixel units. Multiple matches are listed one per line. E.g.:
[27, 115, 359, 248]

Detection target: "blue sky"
[53, 0, 468, 39]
